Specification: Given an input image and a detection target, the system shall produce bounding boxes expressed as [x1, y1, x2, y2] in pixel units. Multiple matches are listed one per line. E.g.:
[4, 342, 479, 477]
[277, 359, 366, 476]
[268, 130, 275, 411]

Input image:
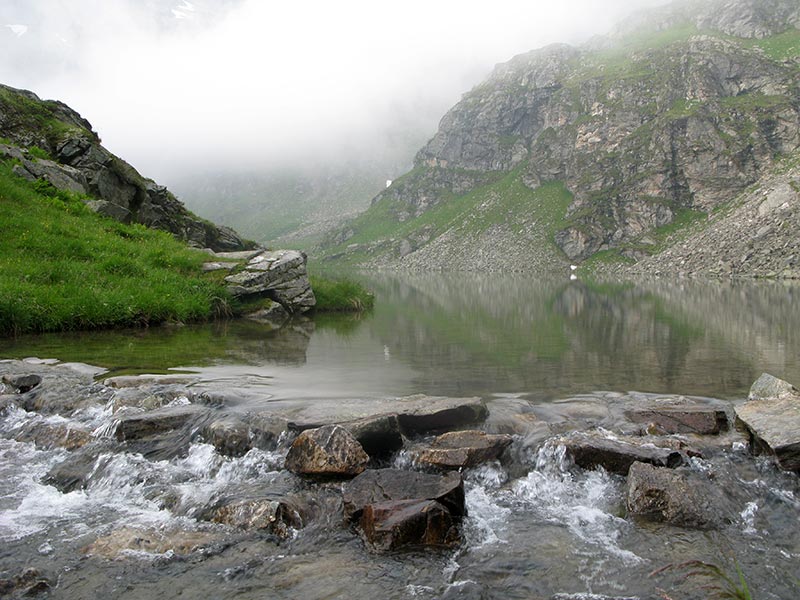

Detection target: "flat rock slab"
[113, 404, 212, 441]
[84, 527, 220, 559]
[561, 434, 684, 475]
[411, 430, 513, 469]
[104, 374, 200, 388]
[625, 406, 729, 435]
[626, 462, 726, 529]
[735, 393, 800, 471]
[286, 395, 487, 437]
[343, 468, 465, 522]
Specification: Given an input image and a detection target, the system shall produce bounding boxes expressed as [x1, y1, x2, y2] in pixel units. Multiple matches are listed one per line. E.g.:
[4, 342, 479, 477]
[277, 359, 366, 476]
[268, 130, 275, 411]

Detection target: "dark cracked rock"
[359, 499, 460, 550]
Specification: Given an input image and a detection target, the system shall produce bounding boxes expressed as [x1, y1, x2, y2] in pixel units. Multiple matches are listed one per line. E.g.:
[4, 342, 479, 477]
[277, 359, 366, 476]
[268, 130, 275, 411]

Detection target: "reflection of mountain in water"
[361, 273, 800, 399]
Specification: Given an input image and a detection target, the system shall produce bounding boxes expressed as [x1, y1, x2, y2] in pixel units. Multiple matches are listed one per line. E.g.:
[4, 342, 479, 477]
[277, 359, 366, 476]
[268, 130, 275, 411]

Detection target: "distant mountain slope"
[319, 0, 800, 273]
[0, 84, 249, 251]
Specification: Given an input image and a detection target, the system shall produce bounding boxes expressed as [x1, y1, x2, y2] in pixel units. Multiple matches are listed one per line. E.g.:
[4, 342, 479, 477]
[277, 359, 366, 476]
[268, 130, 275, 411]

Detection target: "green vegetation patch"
[0, 87, 90, 149]
[0, 160, 227, 335]
[309, 274, 375, 312]
[747, 28, 800, 61]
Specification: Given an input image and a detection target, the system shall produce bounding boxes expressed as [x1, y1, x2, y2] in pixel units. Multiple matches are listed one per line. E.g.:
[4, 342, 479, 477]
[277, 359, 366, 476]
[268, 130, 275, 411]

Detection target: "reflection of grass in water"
[2, 324, 234, 375]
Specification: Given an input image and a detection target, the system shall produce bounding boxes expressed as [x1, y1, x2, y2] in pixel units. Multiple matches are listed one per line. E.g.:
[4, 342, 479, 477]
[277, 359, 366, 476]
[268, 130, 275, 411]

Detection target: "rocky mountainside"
[319, 0, 800, 274]
[0, 84, 250, 252]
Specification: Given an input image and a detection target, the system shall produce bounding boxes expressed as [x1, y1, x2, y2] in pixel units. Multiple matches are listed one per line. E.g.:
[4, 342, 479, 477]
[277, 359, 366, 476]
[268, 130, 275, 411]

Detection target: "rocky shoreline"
[0, 358, 798, 598]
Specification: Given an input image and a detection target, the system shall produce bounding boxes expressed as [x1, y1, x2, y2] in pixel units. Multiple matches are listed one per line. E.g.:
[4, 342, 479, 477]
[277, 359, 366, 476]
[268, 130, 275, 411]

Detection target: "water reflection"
[3, 274, 799, 400]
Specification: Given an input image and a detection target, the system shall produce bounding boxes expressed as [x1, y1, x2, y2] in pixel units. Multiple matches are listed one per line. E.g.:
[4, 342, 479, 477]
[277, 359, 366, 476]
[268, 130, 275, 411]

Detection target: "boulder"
[211, 498, 302, 539]
[225, 250, 316, 314]
[285, 425, 369, 477]
[359, 499, 460, 550]
[748, 373, 798, 400]
[44, 441, 120, 492]
[342, 468, 465, 522]
[338, 414, 403, 457]
[625, 406, 729, 435]
[626, 462, 726, 529]
[203, 417, 252, 457]
[14, 421, 92, 450]
[560, 434, 684, 475]
[411, 430, 513, 469]
[735, 381, 800, 471]
[0, 568, 50, 598]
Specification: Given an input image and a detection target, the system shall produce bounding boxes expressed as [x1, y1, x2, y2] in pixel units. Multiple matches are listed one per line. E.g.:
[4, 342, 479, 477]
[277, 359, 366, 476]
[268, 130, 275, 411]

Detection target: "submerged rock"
[560, 433, 684, 475]
[212, 498, 302, 539]
[113, 404, 212, 442]
[285, 425, 369, 477]
[13, 421, 92, 451]
[626, 462, 727, 529]
[84, 527, 220, 559]
[411, 430, 513, 469]
[0, 567, 51, 597]
[735, 374, 800, 471]
[625, 406, 729, 435]
[203, 417, 252, 457]
[1, 373, 42, 393]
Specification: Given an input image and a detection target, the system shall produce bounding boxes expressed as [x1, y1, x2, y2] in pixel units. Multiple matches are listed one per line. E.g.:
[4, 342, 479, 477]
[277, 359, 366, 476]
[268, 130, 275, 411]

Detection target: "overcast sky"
[1, 0, 668, 180]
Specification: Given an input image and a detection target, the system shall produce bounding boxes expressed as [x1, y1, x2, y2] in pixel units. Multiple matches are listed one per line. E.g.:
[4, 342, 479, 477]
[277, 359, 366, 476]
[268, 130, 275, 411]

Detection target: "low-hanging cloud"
[1, 0, 668, 180]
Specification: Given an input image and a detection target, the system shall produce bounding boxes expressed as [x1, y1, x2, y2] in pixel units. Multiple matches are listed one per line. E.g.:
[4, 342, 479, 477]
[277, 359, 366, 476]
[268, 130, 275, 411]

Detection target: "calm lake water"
[1, 273, 799, 599]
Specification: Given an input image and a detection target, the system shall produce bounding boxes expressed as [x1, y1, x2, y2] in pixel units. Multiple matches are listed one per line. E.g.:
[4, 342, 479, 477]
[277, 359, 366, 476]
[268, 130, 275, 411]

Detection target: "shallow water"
[1, 273, 800, 599]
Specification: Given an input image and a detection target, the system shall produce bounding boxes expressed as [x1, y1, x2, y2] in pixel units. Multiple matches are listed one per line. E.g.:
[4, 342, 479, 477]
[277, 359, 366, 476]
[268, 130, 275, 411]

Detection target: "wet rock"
[359, 499, 460, 550]
[203, 417, 252, 457]
[561, 434, 684, 475]
[225, 249, 316, 314]
[395, 395, 489, 434]
[552, 594, 640, 600]
[0, 568, 50, 597]
[113, 404, 212, 442]
[285, 425, 369, 477]
[212, 498, 302, 539]
[43, 441, 120, 492]
[411, 430, 513, 469]
[103, 374, 200, 389]
[735, 384, 800, 472]
[626, 462, 726, 529]
[625, 407, 729, 435]
[440, 581, 488, 600]
[84, 527, 220, 559]
[247, 413, 291, 450]
[1, 373, 42, 393]
[342, 468, 465, 522]
[339, 414, 403, 457]
[747, 372, 798, 401]
[14, 421, 92, 451]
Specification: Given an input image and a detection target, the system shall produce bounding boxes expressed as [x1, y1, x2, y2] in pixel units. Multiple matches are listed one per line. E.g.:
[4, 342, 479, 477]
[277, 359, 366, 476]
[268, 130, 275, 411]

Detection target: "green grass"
[309, 274, 375, 312]
[0, 160, 229, 335]
[747, 28, 800, 61]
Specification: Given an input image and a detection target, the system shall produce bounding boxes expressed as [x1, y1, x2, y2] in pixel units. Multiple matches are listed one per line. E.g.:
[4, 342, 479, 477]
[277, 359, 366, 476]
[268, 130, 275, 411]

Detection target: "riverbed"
[1, 274, 799, 599]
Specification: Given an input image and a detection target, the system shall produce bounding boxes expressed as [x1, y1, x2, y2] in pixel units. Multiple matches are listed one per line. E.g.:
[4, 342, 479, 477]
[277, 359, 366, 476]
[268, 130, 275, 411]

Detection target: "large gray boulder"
[225, 250, 316, 314]
[736, 374, 800, 471]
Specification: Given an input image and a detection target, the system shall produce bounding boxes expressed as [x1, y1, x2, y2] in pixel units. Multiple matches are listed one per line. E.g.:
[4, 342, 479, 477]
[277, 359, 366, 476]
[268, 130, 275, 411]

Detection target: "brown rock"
[625, 407, 729, 435]
[359, 499, 460, 550]
[285, 425, 369, 477]
[561, 434, 684, 475]
[411, 430, 513, 469]
[212, 498, 301, 539]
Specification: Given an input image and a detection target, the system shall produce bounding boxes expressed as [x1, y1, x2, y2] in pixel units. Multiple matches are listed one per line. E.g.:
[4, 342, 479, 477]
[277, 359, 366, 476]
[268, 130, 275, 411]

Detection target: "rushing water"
[1, 273, 799, 599]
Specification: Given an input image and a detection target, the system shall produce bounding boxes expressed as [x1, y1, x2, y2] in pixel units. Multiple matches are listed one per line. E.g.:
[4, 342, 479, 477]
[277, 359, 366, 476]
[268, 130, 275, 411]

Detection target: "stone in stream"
[203, 417, 252, 457]
[551, 595, 641, 600]
[560, 433, 684, 475]
[410, 430, 513, 469]
[395, 395, 488, 434]
[285, 425, 369, 477]
[0, 568, 51, 597]
[1, 373, 42, 393]
[626, 462, 728, 529]
[43, 441, 121, 492]
[343, 469, 466, 550]
[625, 406, 729, 435]
[212, 498, 302, 539]
[13, 421, 92, 451]
[359, 499, 460, 550]
[290, 414, 404, 458]
[342, 468, 465, 522]
[112, 404, 213, 442]
[84, 527, 221, 560]
[735, 374, 800, 471]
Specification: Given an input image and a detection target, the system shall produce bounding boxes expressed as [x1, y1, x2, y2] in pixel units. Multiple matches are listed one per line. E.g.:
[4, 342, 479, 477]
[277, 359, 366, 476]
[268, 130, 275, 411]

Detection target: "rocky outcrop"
[285, 425, 369, 477]
[321, 0, 800, 273]
[224, 249, 316, 314]
[0, 84, 250, 252]
[735, 373, 800, 471]
[626, 462, 728, 529]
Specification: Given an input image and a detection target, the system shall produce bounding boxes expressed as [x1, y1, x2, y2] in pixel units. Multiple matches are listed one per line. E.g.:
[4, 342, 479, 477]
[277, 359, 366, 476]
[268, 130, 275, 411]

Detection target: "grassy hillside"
[0, 159, 230, 335]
